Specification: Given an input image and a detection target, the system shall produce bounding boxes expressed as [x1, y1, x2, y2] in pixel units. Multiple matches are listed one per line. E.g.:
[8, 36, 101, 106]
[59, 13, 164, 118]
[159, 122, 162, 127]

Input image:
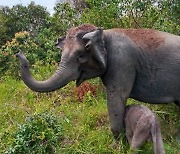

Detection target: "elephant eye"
[79, 54, 86, 59]
[79, 54, 85, 58]
[78, 54, 88, 63]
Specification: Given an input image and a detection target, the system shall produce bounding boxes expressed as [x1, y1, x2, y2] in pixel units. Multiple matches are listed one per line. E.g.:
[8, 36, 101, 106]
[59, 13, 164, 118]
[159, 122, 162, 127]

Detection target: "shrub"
[6, 112, 63, 154]
[0, 29, 60, 79]
[34, 28, 60, 63]
[0, 31, 38, 78]
[74, 82, 97, 102]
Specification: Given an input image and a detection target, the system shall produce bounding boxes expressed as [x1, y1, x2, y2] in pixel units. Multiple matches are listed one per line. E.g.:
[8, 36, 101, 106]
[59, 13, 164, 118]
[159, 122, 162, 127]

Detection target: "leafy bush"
[0, 29, 59, 79]
[0, 2, 50, 46]
[34, 28, 60, 63]
[51, 2, 80, 35]
[0, 31, 38, 78]
[80, 0, 180, 34]
[74, 82, 97, 102]
[6, 112, 63, 154]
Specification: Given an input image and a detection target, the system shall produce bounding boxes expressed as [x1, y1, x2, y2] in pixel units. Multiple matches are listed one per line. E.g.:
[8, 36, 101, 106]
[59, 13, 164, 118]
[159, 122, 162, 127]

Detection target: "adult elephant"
[17, 24, 180, 140]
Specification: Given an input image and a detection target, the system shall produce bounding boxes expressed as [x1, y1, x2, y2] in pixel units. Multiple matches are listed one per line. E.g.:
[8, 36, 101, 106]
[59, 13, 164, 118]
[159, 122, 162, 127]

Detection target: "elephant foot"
[111, 128, 125, 141]
[111, 129, 121, 140]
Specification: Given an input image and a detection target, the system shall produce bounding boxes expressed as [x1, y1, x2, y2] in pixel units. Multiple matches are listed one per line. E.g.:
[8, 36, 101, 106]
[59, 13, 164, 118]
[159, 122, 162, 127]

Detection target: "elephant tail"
[151, 118, 165, 154]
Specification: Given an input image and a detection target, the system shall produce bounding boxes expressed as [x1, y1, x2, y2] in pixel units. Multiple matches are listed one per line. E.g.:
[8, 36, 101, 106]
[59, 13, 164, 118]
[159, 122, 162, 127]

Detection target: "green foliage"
[6, 112, 63, 154]
[0, 2, 50, 46]
[0, 29, 59, 78]
[0, 9, 8, 46]
[79, 0, 180, 34]
[33, 28, 60, 63]
[51, 2, 80, 35]
[80, 0, 121, 28]
[0, 31, 38, 78]
[0, 31, 40, 78]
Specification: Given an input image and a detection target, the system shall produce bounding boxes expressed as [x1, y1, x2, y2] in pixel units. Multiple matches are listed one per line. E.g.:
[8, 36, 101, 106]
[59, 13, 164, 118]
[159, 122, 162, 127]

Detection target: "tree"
[0, 8, 8, 45]
[79, 0, 180, 34]
[0, 2, 50, 46]
[51, 2, 80, 35]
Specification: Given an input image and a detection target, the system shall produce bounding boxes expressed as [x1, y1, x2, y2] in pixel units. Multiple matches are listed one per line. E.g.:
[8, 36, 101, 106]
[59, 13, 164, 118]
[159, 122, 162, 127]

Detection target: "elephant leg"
[126, 126, 133, 145]
[125, 118, 133, 145]
[174, 100, 180, 142]
[130, 127, 150, 153]
[104, 62, 135, 140]
[107, 89, 127, 140]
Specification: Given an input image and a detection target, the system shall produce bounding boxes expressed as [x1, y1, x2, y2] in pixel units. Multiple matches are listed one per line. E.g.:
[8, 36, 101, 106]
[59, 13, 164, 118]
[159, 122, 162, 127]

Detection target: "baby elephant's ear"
[82, 28, 107, 71]
[55, 36, 66, 49]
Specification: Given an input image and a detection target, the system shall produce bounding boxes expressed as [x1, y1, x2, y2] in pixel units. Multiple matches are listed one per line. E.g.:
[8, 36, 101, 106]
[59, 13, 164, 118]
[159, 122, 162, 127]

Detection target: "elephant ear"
[82, 28, 107, 71]
[55, 36, 66, 49]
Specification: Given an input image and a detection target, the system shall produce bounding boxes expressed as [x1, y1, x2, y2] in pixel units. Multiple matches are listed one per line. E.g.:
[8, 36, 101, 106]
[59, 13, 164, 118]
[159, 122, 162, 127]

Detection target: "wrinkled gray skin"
[17, 24, 180, 140]
[125, 105, 165, 154]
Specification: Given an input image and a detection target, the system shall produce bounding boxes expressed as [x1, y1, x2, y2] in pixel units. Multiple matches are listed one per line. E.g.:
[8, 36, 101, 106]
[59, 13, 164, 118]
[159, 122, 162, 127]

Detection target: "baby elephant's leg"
[130, 123, 151, 153]
[125, 120, 133, 145]
[126, 128, 133, 145]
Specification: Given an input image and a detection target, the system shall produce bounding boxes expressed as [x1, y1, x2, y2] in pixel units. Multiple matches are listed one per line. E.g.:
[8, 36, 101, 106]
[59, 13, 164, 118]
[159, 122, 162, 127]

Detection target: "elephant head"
[17, 24, 107, 92]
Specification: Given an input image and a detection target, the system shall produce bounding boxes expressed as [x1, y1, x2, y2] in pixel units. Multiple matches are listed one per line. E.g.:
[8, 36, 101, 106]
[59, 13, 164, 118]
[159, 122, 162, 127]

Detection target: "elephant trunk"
[17, 52, 75, 92]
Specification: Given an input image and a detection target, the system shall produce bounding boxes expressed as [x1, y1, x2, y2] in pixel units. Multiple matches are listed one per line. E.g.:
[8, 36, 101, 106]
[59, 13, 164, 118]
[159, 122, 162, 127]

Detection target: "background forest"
[0, 0, 180, 153]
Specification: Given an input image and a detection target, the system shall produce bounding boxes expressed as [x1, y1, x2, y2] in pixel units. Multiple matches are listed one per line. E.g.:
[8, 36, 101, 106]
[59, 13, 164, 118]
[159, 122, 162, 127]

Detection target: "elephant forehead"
[113, 29, 164, 50]
[64, 38, 81, 51]
[67, 24, 97, 37]
[64, 24, 97, 51]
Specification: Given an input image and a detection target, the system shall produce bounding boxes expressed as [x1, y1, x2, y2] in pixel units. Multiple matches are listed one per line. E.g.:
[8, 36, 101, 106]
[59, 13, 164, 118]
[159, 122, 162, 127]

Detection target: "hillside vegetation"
[0, 0, 180, 153]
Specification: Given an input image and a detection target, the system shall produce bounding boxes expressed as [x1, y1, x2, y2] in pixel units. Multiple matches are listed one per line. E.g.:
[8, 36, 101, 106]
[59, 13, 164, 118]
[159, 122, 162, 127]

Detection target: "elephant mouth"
[76, 70, 83, 87]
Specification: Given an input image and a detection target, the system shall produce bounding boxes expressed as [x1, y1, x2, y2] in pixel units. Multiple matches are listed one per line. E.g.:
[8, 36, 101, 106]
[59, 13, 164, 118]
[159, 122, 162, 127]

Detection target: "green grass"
[0, 66, 180, 153]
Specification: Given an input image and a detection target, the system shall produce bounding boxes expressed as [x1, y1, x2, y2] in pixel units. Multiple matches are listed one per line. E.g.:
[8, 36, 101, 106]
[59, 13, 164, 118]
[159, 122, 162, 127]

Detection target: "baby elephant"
[125, 105, 165, 154]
